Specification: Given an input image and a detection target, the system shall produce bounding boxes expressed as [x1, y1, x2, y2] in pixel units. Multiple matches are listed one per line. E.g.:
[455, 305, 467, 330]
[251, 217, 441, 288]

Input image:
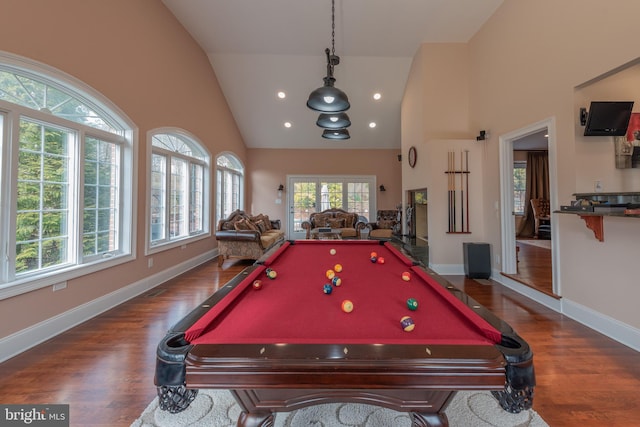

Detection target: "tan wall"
[466, 0, 640, 329]
[247, 148, 402, 227]
[0, 0, 246, 337]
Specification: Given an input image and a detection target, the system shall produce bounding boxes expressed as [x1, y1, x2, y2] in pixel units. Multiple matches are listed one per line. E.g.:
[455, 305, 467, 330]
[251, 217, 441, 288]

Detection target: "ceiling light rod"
[306, 0, 350, 113]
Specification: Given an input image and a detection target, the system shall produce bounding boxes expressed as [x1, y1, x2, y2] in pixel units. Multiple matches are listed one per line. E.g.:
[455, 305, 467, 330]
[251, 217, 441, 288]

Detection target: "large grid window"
[149, 131, 209, 250]
[0, 52, 134, 297]
[216, 154, 243, 223]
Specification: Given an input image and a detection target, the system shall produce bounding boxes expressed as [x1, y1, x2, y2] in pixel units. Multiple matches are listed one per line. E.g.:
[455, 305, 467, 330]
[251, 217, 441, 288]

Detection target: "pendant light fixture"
[306, 0, 350, 114]
[322, 128, 351, 140]
[316, 112, 351, 129]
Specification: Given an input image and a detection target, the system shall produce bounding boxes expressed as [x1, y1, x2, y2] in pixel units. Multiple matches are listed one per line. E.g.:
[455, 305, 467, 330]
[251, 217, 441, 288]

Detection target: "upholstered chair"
[366, 210, 400, 240]
[530, 198, 551, 239]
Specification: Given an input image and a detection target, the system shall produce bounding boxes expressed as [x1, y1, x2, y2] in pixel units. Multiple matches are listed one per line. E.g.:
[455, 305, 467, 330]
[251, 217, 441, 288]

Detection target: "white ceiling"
[162, 0, 504, 149]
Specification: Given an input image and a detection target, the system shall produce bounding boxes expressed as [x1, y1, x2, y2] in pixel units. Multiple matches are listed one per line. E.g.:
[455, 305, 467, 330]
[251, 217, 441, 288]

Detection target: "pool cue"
[452, 151, 456, 232]
[465, 150, 470, 232]
[460, 150, 464, 232]
[447, 152, 451, 232]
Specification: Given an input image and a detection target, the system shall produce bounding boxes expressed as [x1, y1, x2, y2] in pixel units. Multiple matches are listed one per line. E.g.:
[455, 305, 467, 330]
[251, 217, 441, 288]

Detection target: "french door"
[286, 175, 375, 239]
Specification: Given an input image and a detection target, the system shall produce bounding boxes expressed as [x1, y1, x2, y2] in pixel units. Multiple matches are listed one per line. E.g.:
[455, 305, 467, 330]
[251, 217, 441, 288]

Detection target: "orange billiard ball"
[341, 299, 354, 313]
[334, 263, 343, 273]
[370, 251, 378, 258]
[326, 269, 335, 280]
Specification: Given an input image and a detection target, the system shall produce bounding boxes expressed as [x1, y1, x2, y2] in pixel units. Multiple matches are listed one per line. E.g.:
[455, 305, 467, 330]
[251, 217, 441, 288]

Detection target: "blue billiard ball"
[323, 283, 333, 294]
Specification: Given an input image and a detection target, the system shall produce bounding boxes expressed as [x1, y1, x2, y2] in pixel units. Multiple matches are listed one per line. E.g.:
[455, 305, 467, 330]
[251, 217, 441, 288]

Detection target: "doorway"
[404, 188, 429, 265]
[499, 118, 559, 297]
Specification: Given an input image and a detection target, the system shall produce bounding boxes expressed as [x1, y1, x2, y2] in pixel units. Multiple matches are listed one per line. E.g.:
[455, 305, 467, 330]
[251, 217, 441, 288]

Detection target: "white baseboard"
[562, 299, 640, 352]
[0, 249, 217, 363]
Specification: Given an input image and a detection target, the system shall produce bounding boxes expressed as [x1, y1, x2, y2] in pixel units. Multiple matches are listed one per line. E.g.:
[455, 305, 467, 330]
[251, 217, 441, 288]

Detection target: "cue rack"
[445, 150, 471, 234]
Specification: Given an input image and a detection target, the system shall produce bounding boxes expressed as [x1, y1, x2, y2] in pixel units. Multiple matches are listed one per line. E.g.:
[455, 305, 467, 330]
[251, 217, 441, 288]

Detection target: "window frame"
[0, 51, 136, 300]
[215, 152, 244, 224]
[145, 128, 211, 255]
[513, 160, 527, 216]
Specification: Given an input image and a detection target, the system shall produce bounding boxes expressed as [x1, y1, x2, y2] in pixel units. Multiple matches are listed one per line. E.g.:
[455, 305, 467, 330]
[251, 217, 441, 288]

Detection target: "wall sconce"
[379, 185, 386, 192]
[397, 154, 402, 162]
[476, 130, 487, 141]
[277, 184, 284, 198]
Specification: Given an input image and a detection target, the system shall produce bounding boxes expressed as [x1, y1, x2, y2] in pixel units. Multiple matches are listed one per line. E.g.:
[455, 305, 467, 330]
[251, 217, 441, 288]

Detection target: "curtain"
[516, 152, 549, 237]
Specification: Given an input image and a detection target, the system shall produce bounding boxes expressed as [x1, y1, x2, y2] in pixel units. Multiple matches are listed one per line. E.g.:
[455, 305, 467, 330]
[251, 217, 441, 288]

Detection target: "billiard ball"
[252, 280, 263, 290]
[341, 299, 354, 313]
[407, 298, 418, 310]
[400, 316, 415, 332]
[334, 263, 343, 272]
[331, 276, 342, 287]
[376, 256, 385, 264]
[330, 248, 337, 255]
[370, 256, 377, 263]
[370, 251, 377, 258]
[401, 272, 411, 281]
[326, 269, 335, 279]
[266, 269, 277, 279]
[323, 283, 333, 294]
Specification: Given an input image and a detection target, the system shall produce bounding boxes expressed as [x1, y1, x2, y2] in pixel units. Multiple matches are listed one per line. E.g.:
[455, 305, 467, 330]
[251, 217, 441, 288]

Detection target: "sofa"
[215, 210, 285, 266]
[366, 209, 400, 240]
[301, 208, 366, 239]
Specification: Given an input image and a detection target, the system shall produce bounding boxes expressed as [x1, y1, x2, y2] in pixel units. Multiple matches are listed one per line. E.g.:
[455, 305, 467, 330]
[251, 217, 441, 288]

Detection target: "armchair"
[530, 198, 551, 239]
[366, 209, 400, 240]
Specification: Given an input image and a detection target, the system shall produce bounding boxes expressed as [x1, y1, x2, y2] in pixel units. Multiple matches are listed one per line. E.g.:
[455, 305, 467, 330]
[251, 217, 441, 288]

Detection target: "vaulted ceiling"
[162, 0, 504, 149]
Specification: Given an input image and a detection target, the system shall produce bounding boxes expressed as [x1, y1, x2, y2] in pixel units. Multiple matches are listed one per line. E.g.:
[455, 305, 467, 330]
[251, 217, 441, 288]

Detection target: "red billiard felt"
[186, 241, 501, 346]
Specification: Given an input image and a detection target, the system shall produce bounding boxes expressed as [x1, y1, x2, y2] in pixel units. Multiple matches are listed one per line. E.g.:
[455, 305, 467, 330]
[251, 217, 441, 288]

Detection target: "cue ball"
[332, 276, 342, 287]
[376, 256, 385, 264]
[334, 263, 343, 272]
[341, 300, 354, 313]
[323, 283, 333, 294]
[402, 272, 411, 281]
[252, 280, 263, 290]
[330, 248, 336, 255]
[407, 298, 418, 310]
[326, 269, 335, 279]
[400, 316, 415, 332]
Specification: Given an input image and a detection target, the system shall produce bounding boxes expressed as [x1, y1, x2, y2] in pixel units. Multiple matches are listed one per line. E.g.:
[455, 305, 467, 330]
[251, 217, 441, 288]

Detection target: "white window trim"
[0, 51, 138, 301]
[145, 127, 211, 256]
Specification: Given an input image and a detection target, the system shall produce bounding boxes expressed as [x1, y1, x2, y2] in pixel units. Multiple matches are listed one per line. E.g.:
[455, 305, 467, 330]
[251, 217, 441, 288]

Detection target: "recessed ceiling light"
[284, 122, 292, 128]
[277, 91, 286, 99]
[373, 93, 382, 100]
[369, 122, 377, 128]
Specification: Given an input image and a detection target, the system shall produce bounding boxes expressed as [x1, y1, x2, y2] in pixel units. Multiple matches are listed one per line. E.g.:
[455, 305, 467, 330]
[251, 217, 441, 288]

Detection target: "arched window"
[216, 153, 244, 223]
[148, 130, 210, 251]
[0, 52, 135, 297]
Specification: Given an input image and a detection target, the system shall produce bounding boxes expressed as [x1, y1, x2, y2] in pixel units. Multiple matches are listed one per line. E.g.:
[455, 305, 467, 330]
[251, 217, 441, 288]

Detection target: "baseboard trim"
[0, 249, 218, 363]
[562, 299, 640, 352]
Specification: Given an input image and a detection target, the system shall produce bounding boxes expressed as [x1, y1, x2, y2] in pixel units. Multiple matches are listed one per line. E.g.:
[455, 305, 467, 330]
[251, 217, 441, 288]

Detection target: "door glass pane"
[292, 182, 317, 232]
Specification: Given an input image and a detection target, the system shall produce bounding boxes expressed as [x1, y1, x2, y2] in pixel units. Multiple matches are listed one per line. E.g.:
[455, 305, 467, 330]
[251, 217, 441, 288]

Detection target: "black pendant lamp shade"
[322, 128, 350, 140]
[316, 112, 351, 129]
[307, 49, 350, 113]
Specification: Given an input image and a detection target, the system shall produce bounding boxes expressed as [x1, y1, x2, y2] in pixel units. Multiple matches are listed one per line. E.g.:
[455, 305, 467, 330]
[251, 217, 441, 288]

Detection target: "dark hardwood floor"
[507, 239, 554, 296]
[1, 257, 639, 426]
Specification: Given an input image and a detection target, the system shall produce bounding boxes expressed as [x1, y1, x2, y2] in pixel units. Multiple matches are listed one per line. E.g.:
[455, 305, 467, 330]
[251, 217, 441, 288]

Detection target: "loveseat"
[215, 210, 285, 266]
[301, 208, 366, 239]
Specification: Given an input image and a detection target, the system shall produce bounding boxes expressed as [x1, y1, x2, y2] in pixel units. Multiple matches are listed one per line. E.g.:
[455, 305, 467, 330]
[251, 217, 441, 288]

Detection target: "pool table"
[155, 240, 534, 427]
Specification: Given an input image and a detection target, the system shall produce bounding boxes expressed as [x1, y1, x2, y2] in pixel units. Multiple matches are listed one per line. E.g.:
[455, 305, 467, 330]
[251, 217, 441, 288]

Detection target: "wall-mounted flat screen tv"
[584, 101, 634, 136]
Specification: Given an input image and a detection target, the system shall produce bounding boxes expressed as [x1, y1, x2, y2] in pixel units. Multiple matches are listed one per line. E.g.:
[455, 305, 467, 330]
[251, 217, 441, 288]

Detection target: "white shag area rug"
[131, 389, 548, 427]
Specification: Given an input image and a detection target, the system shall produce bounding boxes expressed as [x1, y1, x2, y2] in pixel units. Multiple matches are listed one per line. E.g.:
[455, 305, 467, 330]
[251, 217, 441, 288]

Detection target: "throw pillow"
[313, 213, 330, 227]
[254, 220, 267, 233]
[234, 219, 251, 231]
[328, 218, 345, 229]
[378, 220, 394, 229]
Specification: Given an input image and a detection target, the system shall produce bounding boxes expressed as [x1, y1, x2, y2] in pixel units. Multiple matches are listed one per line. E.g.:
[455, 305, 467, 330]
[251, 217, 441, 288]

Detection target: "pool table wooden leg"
[237, 410, 274, 427]
[411, 411, 448, 427]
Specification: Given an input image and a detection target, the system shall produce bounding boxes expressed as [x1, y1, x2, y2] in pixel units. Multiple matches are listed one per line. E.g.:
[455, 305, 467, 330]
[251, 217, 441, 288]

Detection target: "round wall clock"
[408, 146, 417, 168]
